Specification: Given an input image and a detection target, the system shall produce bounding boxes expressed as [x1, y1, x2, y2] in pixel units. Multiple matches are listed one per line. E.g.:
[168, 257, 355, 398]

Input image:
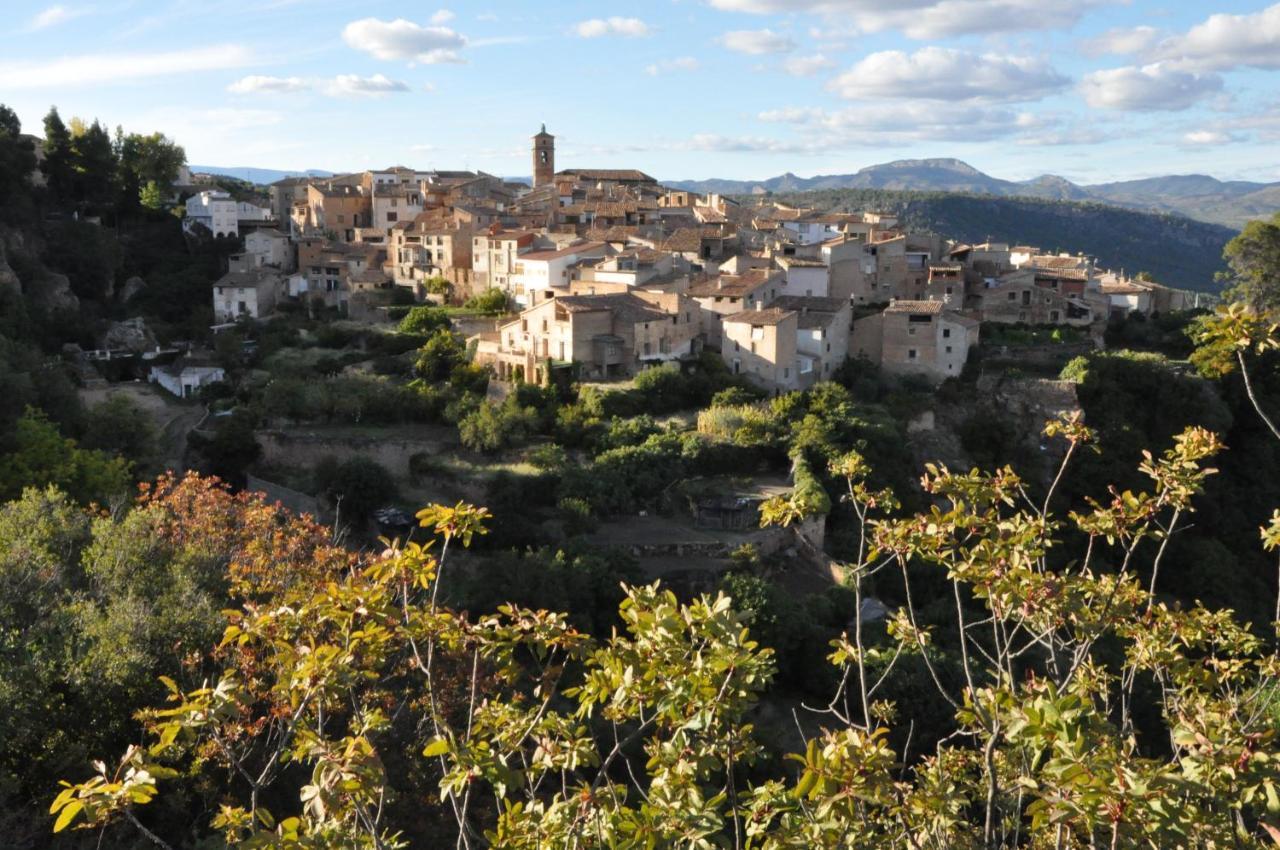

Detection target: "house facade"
[851, 300, 979, 383]
[212, 269, 282, 321]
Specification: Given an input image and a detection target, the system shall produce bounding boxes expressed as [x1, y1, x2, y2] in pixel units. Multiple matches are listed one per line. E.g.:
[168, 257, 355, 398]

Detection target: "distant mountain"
[666, 158, 1280, 229]
[189, 166, 335, 184]
[761, 186, 1232, 293]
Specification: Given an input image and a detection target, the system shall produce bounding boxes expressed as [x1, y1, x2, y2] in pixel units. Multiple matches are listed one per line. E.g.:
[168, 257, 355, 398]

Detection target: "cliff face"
[0, 222, 79, 312]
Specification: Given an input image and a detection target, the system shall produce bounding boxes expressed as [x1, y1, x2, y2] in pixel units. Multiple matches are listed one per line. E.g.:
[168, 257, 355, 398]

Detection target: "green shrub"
[557, 496, 596, 536]
[463, 288, 509, 315]
[398, 306, 452, 336]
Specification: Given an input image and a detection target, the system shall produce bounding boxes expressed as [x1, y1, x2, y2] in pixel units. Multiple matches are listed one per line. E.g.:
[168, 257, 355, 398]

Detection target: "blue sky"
[2, 0, 1279, 184]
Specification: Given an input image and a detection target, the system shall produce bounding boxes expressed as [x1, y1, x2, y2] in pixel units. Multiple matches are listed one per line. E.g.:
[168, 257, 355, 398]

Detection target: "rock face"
[0, 224, 79, 311]
[31, 271, 80, 312]
[100, 317, 158, 353]
[0, 241, 19, 297]
[118, 275, 146, 303]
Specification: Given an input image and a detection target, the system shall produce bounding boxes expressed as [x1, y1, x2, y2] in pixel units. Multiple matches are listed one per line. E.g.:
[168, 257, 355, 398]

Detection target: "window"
[750, 342, 756, 354]
[908, 349, 917, 360]
[943, 328, 951, 338]
[386, 212, 397, 223]
[784, 367, 789, 378]
[1008, 292, 1017, 301]
[908, 326, 916, 336]
[337, 214, 345, 224]
[734, 341, 740, 352]
[945, 345, 953, 354]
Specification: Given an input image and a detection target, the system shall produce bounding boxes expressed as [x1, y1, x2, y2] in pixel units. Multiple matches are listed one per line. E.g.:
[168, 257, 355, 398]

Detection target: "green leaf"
[423, 737, 450, 758]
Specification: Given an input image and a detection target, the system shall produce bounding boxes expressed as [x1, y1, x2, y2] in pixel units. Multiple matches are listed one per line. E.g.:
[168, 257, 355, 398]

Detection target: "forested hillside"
[758, 187, 1233, 293]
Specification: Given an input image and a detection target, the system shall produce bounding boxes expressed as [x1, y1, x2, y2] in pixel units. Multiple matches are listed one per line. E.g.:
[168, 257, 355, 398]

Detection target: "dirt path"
[79, 382, 206, 471]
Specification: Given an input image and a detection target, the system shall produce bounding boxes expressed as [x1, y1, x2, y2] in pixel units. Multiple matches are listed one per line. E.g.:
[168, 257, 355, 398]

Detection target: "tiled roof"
[1035, 268, 1089, 282]
[1101, 281, 1151, 295]
[214, 269, 280, 289]
[886, 300, 944, 315]
[688, 269, 778, 298]
[554, 292, 672, 324]
[555, 168, 656, 183]
[778, 256, 827, 268]
[520, 241, 606, 261]
[723, 307, 794, 326]
[771, 295, 847, 313]
[1030, 255, 1087, 270]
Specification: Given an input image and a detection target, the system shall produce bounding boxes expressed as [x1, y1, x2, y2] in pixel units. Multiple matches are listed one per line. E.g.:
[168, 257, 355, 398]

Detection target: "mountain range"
[666, 158, 1280, 230]
[189, 166, 334, 185]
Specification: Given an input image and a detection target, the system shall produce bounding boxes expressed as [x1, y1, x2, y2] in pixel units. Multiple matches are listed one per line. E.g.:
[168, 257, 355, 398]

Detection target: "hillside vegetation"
[756, 187, 1233, 293]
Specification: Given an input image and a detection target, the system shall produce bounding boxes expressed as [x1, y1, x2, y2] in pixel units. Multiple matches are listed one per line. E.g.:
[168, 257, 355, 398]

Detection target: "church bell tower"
[532, 124, 554, 188]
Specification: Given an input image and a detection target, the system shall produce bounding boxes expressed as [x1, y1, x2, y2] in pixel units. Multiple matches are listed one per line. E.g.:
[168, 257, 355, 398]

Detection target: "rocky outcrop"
[118, 275, 146, 303]
[100, 316, 157, 352]
[0, 241, 19, 298]
[29, 271, 79, 312]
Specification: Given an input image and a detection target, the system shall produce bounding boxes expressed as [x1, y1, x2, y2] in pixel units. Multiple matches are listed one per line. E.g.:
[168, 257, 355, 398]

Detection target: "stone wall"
[246, 473, 325, 521]
[256, 428, 452, 479]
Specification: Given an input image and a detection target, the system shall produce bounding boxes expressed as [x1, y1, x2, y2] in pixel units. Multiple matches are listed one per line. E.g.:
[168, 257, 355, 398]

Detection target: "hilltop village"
[182, 126, 1202, 399]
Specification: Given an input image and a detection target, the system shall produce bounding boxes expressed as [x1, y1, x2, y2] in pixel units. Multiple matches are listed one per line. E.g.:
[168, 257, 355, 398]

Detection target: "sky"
[2, 1, 1279, 184]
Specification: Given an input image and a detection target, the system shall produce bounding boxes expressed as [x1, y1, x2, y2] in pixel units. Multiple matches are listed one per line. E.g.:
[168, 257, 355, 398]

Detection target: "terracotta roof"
[1030, 255, 1087, 270]
[1035, 268, 1089, 282]
[555, 168, 656, 183]
[688, 269, 778, 298]
[771, 295, 847, 313]
[519, 241, 606, 261]
[1101, 281, 1151, 295]
[313, 184, 365, 198]
[554, 292, 671, 324]
[214, 269, 280, 289]
[249, 228, 289, 240]
[777, 256, 827, 268]
[886, 300, 944, 315]
[723, 307, 795, 326]
[585, 225, 640, 243]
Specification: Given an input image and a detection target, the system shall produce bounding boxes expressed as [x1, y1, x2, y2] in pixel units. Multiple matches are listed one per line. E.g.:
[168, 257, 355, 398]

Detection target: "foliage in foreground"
[46, 411, 1280, 849]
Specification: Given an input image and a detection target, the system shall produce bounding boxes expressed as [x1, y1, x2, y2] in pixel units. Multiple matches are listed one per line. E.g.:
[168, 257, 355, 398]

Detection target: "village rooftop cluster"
[174, 125, 1204, 398]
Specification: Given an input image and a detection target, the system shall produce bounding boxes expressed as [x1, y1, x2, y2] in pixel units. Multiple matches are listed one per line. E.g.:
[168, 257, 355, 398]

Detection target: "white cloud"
[0, 44, 255, 90]
[1080, 25, 1159, 56]
[227, 73, 415, 98]
[27, 4, 83, 31]
[828, 47, 1068, 102]
[782, 53, 835, 76]
[684, 133, 827, 153]
[1181, 129, 1240, 145]
[718, 28, 796, 54]
[430, 9, 455, 24]
[706, 0, 1111, 39]
[574, 17, 652, 38]
[757, 101, 1033, 144]
[228, 75, 309, 94]
[646, 57, 700, 76]
[1150, 3, 1280, 71]
[324, 74, 412, 97]
[342, 17, 467, 64]
[1080, 63, 1222, 110]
